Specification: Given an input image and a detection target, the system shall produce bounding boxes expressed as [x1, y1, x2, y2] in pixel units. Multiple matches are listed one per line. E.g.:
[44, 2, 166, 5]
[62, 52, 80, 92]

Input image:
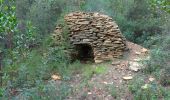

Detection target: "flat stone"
[123, 76, 133, 80]
[51, 74, 61, 80]
[129, 61, 142, 72]
[83, 39, 91, 42]
[141, 48, 149, 54]
[112, 61, 121, 65]
[95, 60, 103, 63]
[76, 21, 89, 25]
[135, 52, 141, 55]
[114, 41, 122, 44]
[133, 58, 142, 62]
[149, 77, 155, 82]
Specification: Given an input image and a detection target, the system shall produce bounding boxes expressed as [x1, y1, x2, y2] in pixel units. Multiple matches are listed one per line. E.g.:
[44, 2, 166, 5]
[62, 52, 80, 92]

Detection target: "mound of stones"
[54, 12, 127, 63]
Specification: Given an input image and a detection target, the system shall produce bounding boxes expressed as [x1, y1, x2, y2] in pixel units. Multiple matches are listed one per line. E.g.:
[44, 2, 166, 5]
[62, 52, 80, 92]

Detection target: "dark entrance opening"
[75, 44, 94, 62]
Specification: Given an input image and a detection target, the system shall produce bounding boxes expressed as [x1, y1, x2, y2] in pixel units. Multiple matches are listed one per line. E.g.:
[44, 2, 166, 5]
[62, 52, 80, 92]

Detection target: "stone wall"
[54, 12, 127, 63]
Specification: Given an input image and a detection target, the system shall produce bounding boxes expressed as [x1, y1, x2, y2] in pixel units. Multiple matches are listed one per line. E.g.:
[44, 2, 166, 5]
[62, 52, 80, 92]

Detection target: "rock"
[51, 74, 61, 80]
[141, 48, 148, 54]
[149, 77, 155, 82]
[83, 39, 91, 42]
[112, 61, 121, 65]
[135, 52, 141, 55]
[133, 58, 142, 62]
[123, 76, 133, 80]
[88, 92, 92, 95]
[103, 40, 112, 46]
[76, 21, 89, 25]
[129, 61, 142, 72]
[95, 60, 103, 63]
[114, 41, 122, 44]
[103, 81, 108, 84]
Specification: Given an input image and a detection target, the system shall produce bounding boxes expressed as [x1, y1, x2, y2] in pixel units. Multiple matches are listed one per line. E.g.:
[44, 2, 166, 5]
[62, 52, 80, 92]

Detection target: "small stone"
[112, 60, 121, 65]
[129, 61, 141, 72]
[88, 92, 92, 95]
[51, 74, 61, 80]
[103, 81, 108, 84]
[83, 39, 91, 42]
[95, 60, 103, 63]
[123, 76, 133, 80]
[141, 48, 148, 54]
[133, 58, 142, 62]
[149, 77, 155, 82]
[77, 21, 89, 25]
[114, 41, 122, 44]
[135, 52, 141, 55]
[114, 77, 118, 80]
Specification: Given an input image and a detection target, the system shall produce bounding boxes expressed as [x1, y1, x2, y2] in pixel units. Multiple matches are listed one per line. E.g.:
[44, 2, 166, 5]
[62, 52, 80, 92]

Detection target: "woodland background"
[0, 0, 170, 99]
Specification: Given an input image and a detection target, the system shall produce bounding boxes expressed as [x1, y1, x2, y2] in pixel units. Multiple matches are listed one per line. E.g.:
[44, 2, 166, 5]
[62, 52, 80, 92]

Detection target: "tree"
[0, 0, 17, 49]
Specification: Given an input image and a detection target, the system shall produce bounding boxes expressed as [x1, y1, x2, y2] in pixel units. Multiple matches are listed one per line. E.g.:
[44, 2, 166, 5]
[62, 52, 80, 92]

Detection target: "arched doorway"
[75, 44, 94, 62]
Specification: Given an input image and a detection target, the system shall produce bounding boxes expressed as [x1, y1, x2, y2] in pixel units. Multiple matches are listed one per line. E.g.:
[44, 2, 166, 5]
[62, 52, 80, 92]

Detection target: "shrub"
[13, 81, 72, 100]
[128, 76, 167, 99]
[160, 67, 170, 86]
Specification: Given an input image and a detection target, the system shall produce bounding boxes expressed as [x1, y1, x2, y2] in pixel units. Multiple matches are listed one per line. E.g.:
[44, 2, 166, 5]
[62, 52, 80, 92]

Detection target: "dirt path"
[65, 42, 149, 100]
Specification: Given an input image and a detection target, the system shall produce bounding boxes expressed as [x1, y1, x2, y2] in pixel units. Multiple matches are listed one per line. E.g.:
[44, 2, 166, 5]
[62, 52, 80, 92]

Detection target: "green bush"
[133, 84, 165, 100]
[129, 76, 168, 99]
[13, 81, 72, 100]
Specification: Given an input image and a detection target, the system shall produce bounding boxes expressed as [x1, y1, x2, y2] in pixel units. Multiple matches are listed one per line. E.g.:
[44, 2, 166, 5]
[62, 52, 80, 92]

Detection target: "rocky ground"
[53, 41, 150, 100]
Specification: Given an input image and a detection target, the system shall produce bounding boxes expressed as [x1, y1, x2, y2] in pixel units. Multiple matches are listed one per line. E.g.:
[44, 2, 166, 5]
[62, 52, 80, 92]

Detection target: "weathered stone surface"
[129, 61, 142, 72]
[54, 12, 128, 63]
[123, 76, 133, 80]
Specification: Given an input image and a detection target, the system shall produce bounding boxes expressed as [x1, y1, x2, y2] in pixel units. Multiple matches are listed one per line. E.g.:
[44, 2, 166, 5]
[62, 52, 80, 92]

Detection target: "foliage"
[16, 21, 39, 49]
[77, 0, 165, 44]
[128, 76, 169, 99]
[68, 61, 108, 80]
[16, 0, 66, 36]
[106, 84, 117, 99]
[0, 0, 17, 34]
[82, 64, 107, 80]
[0, 0, 17, 49]
[125, 0, 163, 44]
[150, 0, 170, 13]
[143, 34, 170, 85]
[160, 67, 170, 86]
[1, 0, 170, 99]
[2, 81, 72, 100]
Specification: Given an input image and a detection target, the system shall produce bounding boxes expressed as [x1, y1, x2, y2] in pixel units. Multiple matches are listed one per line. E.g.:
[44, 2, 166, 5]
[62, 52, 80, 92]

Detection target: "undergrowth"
[128, 75, 170, 100]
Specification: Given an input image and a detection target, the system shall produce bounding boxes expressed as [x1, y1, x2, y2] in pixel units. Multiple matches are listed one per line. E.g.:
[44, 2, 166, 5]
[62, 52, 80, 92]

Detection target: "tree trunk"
[5, 32, 13, 49]
[0, 51, 3, 86]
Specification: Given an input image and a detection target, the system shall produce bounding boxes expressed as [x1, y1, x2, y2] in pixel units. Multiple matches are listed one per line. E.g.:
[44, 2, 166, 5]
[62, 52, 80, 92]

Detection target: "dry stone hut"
[54, 12, 127, 63]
